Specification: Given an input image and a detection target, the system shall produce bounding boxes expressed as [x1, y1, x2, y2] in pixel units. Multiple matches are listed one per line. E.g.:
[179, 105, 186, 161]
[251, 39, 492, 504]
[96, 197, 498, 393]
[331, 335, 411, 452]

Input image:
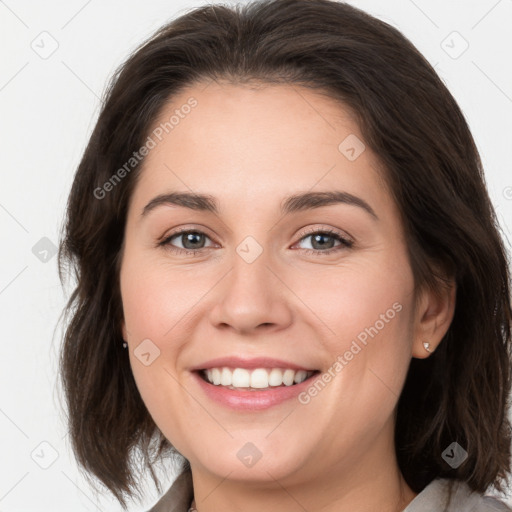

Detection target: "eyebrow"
[140, 190, 378, 220]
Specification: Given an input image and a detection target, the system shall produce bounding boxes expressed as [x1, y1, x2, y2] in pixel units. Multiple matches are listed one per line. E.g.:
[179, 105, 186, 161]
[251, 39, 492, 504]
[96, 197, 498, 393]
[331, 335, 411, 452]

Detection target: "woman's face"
[119, 81, 448, 487]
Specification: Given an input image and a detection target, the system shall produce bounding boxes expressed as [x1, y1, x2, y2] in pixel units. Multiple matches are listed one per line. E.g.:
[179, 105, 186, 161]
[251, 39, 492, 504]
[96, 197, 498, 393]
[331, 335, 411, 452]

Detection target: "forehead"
[129, 81, 391, 218]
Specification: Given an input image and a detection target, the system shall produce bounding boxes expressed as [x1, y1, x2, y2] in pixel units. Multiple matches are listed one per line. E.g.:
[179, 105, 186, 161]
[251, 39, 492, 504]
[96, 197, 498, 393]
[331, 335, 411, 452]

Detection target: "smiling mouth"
[196, 367, 321, 390]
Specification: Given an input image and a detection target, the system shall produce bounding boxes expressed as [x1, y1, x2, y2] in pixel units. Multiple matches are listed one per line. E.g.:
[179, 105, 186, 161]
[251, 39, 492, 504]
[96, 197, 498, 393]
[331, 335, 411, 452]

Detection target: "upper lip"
[190, 356, 318, 372]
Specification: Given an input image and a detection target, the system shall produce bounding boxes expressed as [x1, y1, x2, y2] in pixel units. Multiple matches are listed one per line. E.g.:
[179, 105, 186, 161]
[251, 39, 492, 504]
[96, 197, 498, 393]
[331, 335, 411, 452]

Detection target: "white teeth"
[220, 368, 231, 386]
[232, 368, 250, 387]
[211, 368, 221, 385]
[282, 369, 295, 386]
[202, 367, 314, 389]
[293, 370, 307, 384]
[250, 369, 269, 388]
[268, 368, 283, 386]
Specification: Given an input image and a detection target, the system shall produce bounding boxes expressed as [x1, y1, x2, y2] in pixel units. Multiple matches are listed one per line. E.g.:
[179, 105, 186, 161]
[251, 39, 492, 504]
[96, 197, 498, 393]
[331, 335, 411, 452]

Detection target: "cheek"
[120, 258, 188, 433]
[299, 253, 415, 397]
[300, 261, 413, 346]
[120, 257, 211, 408]
[121, 255, 208, 339]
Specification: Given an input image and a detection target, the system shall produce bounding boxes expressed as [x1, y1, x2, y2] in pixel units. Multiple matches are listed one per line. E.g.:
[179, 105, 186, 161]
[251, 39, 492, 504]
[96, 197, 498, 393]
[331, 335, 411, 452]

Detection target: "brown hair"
[57, 0, 512, 507]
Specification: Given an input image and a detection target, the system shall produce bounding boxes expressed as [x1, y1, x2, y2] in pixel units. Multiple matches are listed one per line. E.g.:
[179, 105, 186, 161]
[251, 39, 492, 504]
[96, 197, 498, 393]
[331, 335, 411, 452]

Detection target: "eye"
[158, 226, 353, 257]
[159, 228, 216, 255]
[293, 228, 353, 256]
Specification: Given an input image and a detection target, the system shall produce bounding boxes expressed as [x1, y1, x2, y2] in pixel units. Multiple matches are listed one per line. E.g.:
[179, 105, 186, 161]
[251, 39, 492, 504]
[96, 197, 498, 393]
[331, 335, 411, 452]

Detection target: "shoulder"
[453, 481, 511, 512]
[404, 478, 511, 512]
[146, 471, 512, 512]
[478, 495, 512, 511]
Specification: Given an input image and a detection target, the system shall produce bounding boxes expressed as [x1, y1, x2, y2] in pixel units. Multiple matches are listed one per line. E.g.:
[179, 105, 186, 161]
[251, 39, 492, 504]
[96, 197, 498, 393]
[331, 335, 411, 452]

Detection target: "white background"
[1, 0, 511, 510]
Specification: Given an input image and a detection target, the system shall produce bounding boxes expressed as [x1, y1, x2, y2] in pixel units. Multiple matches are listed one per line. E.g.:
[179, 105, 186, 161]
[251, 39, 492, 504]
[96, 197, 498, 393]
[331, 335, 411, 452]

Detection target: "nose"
[208, 249, 293, 335]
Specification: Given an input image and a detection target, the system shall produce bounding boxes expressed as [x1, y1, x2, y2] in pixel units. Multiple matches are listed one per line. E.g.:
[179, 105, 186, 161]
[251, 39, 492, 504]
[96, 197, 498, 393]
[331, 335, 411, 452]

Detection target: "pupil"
[183, 232, 203, 249]
[312, 234, 334, 250]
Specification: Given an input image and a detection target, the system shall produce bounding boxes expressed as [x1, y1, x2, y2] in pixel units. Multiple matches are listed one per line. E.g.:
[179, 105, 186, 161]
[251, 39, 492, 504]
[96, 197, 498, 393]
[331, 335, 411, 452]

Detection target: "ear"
[411, 276, 456, 359]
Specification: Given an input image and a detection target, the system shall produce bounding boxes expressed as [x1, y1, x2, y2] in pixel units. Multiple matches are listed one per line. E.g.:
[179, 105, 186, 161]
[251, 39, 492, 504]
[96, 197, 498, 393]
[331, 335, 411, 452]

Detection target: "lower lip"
[192, 371, 320, 411]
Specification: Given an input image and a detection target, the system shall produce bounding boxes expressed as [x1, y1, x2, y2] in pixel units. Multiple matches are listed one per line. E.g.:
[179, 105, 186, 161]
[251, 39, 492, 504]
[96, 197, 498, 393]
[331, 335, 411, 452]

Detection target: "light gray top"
[148, 468, 511, 512]
[402, 477, 511, 512]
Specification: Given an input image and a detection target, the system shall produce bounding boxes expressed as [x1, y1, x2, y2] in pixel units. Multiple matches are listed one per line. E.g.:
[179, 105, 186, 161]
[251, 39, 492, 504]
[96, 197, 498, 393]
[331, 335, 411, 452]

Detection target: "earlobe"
[412, 278, 456, 359]
[422, 341, 433, 354]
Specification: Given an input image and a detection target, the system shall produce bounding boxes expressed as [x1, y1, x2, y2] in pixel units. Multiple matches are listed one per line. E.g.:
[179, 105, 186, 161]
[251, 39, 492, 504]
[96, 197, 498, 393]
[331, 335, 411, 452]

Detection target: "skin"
[120, 81, 456, 512]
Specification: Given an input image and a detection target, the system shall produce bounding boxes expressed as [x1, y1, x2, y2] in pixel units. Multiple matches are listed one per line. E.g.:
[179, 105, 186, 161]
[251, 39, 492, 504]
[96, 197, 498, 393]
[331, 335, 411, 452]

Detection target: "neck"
[187, 427, 417, 512]
[189, 472, 415, 512]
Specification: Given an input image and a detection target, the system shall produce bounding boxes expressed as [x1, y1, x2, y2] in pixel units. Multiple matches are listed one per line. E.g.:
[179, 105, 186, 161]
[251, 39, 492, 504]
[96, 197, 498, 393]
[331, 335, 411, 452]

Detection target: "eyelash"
[158, 227, 354, 257]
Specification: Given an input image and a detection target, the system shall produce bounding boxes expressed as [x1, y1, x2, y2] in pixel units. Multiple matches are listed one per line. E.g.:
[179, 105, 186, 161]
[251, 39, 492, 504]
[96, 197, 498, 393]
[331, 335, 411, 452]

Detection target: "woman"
[57, 0, 512, 511]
